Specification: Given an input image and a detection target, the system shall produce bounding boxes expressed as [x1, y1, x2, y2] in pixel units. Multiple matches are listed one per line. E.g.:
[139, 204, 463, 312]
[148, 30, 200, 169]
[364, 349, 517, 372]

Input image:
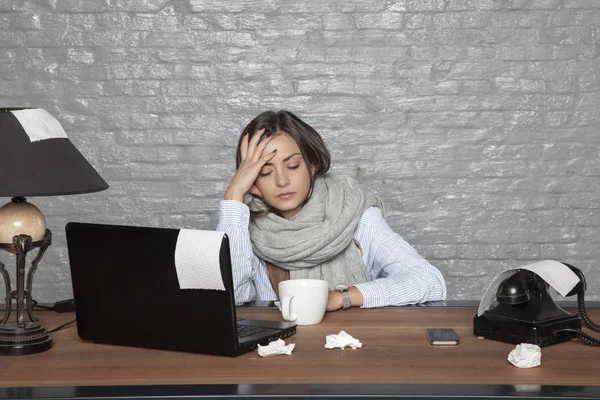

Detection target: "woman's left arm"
[352, 207, 447, 308]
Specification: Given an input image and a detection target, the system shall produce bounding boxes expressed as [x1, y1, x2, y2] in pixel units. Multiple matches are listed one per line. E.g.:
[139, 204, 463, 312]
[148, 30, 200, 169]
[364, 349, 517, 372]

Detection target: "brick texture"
[1, 0, 599, 303]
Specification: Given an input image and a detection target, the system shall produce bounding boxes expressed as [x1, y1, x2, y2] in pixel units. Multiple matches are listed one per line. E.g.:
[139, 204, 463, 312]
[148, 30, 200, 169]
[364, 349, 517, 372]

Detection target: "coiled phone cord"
[552, 289, 600, 346]
[554, 328, 600, 346]
[556, 262, 600, 345]
[577, 291, 600, 333]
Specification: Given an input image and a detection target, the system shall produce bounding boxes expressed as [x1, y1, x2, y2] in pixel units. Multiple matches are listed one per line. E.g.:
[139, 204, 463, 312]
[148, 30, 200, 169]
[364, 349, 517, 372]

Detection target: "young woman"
[217, 110, 446, 311]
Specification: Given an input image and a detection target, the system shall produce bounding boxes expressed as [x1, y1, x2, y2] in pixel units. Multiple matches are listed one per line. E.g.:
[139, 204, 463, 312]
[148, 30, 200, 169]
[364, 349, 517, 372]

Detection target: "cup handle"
[281, 295, 297, 322]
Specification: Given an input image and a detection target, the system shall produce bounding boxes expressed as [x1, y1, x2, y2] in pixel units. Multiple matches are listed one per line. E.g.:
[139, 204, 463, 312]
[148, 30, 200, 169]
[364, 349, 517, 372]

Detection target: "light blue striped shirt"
[217, 200, 447, 307]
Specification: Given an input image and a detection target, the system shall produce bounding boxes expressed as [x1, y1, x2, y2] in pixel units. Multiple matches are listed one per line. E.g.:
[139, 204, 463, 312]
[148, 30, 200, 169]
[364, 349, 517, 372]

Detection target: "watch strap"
[340, 289, 351, 310]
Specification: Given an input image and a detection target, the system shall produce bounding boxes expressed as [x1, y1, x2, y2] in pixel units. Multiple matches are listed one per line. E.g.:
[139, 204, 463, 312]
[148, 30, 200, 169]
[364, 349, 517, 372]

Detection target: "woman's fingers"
[260, 148, 277, 165]
[245, 128, 266, 161]
[239, 132, 250, 162]
[255, 134, 273, 159]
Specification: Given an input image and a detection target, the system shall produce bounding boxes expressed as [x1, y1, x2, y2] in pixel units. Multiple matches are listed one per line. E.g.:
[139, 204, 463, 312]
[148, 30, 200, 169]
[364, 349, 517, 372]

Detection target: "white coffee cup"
[278, 279, 329, 326]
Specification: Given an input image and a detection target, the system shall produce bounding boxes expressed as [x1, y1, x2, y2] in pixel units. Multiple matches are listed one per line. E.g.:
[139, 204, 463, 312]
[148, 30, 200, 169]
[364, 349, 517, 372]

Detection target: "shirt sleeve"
[353, 207, 447, 308]
[216, 200, 276, 305]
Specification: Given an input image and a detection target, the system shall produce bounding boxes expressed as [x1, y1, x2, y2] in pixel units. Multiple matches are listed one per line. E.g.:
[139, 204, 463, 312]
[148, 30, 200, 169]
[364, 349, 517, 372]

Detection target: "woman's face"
[254, 133, 314, 219]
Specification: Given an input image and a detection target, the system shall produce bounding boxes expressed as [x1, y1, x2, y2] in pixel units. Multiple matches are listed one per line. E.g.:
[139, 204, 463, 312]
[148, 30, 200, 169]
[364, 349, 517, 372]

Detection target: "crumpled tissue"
[325, 330, 362, 349]
[257, 339, 295, 357]
[507, 343, 542, 368]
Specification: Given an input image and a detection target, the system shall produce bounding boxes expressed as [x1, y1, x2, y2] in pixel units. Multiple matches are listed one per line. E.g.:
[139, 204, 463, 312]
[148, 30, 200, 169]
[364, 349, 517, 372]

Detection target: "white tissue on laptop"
[257, 339, 295, 357]
[174, 229, 226, 290]
[508, 343, 541, 368]
[325, 330, 362, 349]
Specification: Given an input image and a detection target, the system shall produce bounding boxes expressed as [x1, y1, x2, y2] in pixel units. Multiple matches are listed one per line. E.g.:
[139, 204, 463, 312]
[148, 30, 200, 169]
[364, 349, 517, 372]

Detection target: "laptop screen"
[65, 222, 240, 354]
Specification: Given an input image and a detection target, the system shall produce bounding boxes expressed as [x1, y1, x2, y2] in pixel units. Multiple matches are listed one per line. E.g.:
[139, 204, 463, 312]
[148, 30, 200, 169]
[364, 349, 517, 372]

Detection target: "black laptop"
[65, 222, 296, 357]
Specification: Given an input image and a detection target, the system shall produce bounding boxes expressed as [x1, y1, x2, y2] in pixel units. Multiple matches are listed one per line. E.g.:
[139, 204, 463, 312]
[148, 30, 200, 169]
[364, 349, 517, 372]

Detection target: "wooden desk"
[1, 306, 600, 399]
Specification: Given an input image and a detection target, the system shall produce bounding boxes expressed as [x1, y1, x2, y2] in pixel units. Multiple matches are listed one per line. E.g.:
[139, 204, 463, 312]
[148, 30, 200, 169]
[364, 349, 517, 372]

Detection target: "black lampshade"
[0, 108, 108, 197]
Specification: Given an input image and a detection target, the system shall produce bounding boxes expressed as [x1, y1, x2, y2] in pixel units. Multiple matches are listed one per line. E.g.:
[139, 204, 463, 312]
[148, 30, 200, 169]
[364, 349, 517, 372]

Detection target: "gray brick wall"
[1, 0, 599, 303]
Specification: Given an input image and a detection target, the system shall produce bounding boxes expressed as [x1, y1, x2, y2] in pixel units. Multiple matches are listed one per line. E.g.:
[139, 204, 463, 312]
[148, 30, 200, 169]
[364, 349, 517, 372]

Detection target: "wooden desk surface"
[1, 307, 599, 389]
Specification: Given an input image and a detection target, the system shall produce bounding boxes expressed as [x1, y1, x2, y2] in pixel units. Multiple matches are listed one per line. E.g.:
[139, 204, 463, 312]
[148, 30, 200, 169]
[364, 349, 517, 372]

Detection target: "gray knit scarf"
[247, 172, 383, 289]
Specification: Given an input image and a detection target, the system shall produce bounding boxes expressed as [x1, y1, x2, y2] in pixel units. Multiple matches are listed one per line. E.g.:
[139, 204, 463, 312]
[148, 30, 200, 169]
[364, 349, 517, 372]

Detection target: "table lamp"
[0, 108, 108, 355]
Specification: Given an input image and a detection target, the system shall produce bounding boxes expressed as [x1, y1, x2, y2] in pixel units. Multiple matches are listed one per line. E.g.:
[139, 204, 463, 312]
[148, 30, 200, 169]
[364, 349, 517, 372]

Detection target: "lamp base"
[0, 321, 53, 356]
[0, 228, 53, 356]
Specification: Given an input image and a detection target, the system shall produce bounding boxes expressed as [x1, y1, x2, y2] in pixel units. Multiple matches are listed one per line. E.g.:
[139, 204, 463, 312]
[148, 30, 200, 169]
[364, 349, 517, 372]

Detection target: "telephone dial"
[473, 263, 600, 347]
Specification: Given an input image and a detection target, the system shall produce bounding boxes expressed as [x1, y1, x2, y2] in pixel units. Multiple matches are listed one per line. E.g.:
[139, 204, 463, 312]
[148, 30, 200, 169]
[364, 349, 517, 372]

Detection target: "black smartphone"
[425, 328, 459, 345]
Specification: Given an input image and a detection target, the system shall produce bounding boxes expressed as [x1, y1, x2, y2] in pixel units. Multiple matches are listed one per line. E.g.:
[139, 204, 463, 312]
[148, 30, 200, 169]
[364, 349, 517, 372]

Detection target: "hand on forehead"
[262, 133, 301, 159]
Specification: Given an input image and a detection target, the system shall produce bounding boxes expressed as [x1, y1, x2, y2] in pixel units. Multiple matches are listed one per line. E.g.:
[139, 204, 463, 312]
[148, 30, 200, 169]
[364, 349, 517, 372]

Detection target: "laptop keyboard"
[236, 318, 268, 338]
[237, 324, 267, 338]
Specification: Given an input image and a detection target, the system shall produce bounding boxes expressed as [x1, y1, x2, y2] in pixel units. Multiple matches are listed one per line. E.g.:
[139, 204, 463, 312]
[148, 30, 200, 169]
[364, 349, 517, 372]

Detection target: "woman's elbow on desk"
[356, 269, 446, 308]
[234, 282, 257, 305]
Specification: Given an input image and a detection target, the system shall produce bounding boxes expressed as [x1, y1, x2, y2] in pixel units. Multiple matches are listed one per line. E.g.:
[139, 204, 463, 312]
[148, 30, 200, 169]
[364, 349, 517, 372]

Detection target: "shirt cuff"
[353, 282, 387, 309]
[219, 200, 250, 226]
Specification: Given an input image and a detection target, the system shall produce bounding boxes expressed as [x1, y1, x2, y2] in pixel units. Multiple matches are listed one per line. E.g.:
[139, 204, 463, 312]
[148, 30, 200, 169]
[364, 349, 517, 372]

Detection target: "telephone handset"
[473, 263, 600, 347]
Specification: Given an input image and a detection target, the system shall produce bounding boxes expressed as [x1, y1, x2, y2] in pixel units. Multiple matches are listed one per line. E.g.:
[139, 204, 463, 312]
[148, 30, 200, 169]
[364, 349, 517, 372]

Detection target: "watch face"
[334, 285, 348, 291]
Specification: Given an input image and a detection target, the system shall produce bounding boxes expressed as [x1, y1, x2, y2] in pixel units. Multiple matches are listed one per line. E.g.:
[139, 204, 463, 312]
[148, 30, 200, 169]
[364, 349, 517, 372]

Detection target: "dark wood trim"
[2, 383, 600, 400]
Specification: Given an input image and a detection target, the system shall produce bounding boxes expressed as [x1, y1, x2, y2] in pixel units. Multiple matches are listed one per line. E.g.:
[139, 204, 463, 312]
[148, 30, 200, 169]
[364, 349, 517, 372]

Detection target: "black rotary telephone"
[473, 263, 600, 347]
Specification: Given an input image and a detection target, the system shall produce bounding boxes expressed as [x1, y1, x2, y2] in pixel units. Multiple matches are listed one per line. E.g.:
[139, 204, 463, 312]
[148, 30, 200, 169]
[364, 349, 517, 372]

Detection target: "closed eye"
[288, 164, 300, 170]
[258, 171, 272, 177]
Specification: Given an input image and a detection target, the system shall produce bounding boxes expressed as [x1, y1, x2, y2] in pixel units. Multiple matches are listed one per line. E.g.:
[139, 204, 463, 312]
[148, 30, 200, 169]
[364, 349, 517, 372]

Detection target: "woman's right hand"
[224, 128, 276, 203]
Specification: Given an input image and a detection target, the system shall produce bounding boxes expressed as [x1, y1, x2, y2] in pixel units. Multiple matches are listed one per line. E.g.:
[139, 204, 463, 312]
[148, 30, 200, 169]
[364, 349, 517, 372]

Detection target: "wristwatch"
[334, 285, 351, 310]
